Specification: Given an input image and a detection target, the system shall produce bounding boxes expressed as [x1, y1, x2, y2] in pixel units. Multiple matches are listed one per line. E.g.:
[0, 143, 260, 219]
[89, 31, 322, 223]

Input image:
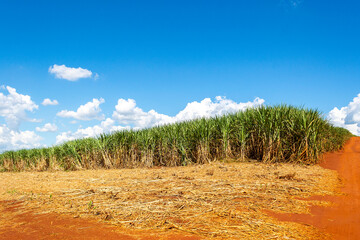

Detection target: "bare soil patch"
[0, 200, 138, 240]
[269, 137, 360, 239]
[0, 158, 340, 239]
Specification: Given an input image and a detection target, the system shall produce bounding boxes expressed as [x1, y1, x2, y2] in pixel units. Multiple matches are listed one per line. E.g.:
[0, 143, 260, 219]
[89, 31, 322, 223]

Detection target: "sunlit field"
[0, 106, 352, 172]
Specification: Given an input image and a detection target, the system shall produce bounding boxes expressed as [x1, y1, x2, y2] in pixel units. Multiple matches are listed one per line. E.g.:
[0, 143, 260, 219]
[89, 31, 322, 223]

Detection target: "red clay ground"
[2, 161, 334, 239]
[269, 137, 360, 239]
[1, 138, 359, 239]
[0, 200, 201, 240]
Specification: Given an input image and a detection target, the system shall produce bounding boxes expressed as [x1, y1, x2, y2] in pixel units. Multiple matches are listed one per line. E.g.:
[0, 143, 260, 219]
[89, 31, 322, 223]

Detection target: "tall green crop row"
[0, 106, 353, 172]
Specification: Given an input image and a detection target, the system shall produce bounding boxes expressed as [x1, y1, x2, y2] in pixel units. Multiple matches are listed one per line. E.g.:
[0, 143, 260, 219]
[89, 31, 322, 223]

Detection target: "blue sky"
[1, 0, 360, 151]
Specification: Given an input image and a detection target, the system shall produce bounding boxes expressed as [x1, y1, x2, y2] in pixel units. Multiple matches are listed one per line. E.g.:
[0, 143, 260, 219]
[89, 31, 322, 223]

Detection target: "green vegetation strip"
[0, 106, 353, 171]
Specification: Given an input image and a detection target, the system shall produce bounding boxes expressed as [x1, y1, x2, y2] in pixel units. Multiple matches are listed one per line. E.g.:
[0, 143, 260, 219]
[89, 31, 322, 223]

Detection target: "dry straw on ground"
[0, 160, 340, 239]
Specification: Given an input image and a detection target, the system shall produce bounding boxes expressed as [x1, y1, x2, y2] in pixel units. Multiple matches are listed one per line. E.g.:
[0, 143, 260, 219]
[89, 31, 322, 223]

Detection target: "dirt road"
[270, 137, 360, 239]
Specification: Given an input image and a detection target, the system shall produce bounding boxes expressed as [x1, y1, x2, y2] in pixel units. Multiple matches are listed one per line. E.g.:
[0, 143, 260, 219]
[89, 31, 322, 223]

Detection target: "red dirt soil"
[0, 202, 202, 240]
[1, 138, 359, 240]
[269, 137, 360, 239]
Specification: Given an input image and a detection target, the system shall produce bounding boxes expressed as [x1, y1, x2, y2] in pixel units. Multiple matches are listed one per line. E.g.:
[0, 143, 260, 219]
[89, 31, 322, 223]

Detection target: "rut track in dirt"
[270, 137, 360, 239]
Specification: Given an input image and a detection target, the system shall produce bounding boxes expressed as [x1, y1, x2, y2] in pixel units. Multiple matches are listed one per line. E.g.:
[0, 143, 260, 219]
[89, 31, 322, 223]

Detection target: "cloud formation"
[0, 86, 265, 148]
[57, 98, 105, 121]
[36, 123, 58, 132]
[49, 64, 92, 81]
[112, 98, 173, 128]
[175, 96, 264, 123]
[328, 93, 360, 135]
[42, 98, 59, 106]
[112, 96, 265, 128]
[0, 86, 38, 130]
[56, 118, 128, 144]
[57, 96, 265, 143]
[0, 124, 42, 151]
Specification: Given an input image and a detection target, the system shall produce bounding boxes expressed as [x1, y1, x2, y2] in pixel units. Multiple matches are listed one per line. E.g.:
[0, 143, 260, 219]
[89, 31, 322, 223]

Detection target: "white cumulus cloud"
[56, 96, 264, 144]
[0, 86, 38, 130]
[36, 123, 58, 132]
[112, 96, 265, 129]
[49, 64, 92, 81]
[112, 98, 173, 128]
[175, 96, 265, 122]
[42, 98, 59, 106]
[57, 98, 105, 121]
[0, 124, 42, 152]
[56, 118, 129, 144]
[328, 93, 360, 135]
